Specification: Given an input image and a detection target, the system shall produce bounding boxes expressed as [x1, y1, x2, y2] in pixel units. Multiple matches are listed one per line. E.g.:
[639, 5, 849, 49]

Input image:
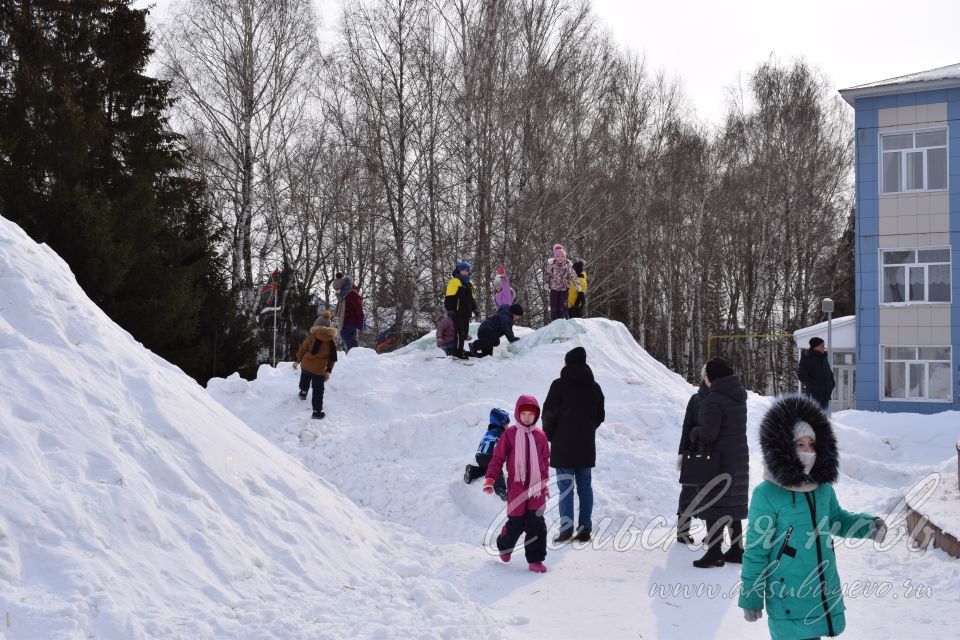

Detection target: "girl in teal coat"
[739, 395, 887, 640]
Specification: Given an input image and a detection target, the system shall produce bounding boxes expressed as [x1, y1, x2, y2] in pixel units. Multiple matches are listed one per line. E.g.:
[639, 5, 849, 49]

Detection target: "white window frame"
[878, 247, 952, 306]
[879, 345, 953, 403]
[879, 128, 949, 194]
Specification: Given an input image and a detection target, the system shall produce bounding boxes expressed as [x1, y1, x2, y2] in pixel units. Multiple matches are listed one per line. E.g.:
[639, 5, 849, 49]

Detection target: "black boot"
[677, 516, 695, 545]
[464, 464, 482, 484]
[722, 546, 743, 564]
[723, 520, 744, 563]
[693, 519, 726, 568]
[693, 547, 725, 568]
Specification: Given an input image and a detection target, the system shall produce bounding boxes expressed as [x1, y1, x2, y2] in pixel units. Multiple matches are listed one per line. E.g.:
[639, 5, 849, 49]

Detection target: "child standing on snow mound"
[739, 395, 887, 639]
[444, 261, 479, 360]
[293, 310, 338, 419]
[567, 260, 587, 318]
[493, 264, 514, 307]
[544, 244, 580, 322]
[482, 395, 551, 573]
[464, 408, 510, 500]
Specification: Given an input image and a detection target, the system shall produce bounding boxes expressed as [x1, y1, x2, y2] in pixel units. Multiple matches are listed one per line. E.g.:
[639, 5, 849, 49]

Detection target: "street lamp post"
[822, 297, 834, 416]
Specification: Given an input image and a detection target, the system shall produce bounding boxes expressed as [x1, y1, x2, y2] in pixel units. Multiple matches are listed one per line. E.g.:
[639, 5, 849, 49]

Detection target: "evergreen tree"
[0, 0, 255, 382]
[823, 206, 856, 317]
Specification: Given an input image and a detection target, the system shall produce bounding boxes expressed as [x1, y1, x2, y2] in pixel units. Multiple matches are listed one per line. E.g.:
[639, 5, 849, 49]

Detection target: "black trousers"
[299, 370, 325, 413]
[704, 516, 743, 557]
[453, 314, 470, 355]
[469, 337, 497, 357]
[496, 510, 547, 563]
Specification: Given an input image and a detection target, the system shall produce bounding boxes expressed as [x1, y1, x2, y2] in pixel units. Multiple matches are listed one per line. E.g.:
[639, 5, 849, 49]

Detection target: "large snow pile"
[0, 216, 492, 638]
[212, 318, 960, 638]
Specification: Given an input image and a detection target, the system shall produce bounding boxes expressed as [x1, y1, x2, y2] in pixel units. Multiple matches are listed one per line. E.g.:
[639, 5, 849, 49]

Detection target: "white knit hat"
[793, 420, 816, 443]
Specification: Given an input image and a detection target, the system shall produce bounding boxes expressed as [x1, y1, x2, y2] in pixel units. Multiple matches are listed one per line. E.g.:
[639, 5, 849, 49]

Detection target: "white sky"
[139, 0, 960, 125]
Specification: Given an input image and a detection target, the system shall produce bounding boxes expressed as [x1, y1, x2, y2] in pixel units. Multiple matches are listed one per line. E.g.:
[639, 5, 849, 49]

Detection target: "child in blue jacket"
[463, 408, 510, 500]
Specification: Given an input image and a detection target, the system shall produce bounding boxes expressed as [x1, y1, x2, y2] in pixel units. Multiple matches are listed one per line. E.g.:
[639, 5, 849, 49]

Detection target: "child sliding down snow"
[482, 395, 550, 573]
[464, 408, 510, 499]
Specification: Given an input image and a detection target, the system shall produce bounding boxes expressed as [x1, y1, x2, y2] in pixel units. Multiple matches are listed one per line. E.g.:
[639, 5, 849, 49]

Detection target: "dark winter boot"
[692, 547, 725, 568]
[722, 546, 743, 564]
[311, 411, 325, 420]
[693, 520, 726, 568]
[553, 530, 575, 544]
[722, 519, 744, 562]
[494, 485, 508, 501]
[464, 464, 482, 484]
[298, 390, 308, 400]
[454, 349, 470, 360]
[676, 516, 695, 545]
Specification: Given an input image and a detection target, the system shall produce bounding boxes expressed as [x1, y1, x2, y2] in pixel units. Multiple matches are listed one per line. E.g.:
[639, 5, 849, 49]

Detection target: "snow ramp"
[0, 215, 491, 639]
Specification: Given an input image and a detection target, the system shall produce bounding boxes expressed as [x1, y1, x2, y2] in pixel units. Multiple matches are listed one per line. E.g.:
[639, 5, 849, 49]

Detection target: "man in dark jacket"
[676, 365, 709, 544]
[542, 346, 605, 543]
[797, 336, 835, 411]
[689, 357, 749, 568]
[469, 303, 524, 357]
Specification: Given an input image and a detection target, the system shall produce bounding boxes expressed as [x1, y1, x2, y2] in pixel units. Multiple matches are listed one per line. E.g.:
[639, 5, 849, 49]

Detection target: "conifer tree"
[0, 0, 255, 382]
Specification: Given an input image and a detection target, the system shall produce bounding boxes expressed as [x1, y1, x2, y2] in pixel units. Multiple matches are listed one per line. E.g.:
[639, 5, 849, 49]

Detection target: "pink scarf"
[513, 424, 543, 498]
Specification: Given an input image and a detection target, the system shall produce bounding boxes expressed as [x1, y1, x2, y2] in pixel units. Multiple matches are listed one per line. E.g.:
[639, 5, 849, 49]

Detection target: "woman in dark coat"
[676, 365, 709, 544]
[689, 357, 749, 568]
[541, 346, 605, 542]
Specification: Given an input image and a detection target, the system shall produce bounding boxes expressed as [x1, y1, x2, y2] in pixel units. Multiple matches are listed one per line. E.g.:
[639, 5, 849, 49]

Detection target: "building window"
[882, 346, 952, 401]
[881, 129, 948, 193]
[881, 248, 951, 304]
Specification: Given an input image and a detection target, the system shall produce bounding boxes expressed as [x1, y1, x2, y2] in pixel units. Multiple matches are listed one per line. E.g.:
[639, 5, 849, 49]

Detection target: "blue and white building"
[840, 64, 960, 412]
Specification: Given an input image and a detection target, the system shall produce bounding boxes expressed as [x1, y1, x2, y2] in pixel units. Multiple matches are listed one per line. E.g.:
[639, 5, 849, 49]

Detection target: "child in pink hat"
[493, 264, 514, 307]
[544, 244, 580, 321]
[482, 395, 551, 573]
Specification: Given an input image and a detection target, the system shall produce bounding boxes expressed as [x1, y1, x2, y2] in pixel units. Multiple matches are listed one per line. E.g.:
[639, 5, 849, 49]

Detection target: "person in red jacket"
[482, 395, 551, 573]
[332, 273, 364, 352]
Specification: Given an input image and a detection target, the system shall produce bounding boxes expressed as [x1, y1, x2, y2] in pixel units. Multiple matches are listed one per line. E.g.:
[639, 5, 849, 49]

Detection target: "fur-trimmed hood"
[759, 394, 839, 491]
[309, 325, 339, 340]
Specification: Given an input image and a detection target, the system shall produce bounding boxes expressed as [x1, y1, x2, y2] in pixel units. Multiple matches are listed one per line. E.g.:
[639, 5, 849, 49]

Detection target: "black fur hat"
[759, 394, 839, 487]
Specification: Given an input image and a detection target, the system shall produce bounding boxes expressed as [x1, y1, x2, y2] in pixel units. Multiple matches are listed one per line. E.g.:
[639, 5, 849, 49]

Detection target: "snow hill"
[211, 318, 960, 638]
[0, 215, 493, 638]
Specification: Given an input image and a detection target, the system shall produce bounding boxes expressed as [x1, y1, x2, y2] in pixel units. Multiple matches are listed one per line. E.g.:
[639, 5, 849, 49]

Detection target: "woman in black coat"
[676, 366, 709, 544]
[689, 357, 749, 568]
[542, 346, 605, 543]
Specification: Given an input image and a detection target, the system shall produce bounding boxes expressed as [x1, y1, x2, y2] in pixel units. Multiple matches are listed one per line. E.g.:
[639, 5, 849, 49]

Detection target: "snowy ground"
[211, 323, 960, 639]
[3, 207, 960, 639]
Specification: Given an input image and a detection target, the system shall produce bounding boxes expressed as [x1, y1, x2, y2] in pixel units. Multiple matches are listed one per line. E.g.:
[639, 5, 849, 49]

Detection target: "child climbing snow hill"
[463, 408, 510, 500]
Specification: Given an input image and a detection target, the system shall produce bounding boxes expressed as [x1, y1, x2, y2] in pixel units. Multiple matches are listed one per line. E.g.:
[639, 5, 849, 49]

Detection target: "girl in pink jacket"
[482, 395, 551, 573]
[493, 264, 514, 307]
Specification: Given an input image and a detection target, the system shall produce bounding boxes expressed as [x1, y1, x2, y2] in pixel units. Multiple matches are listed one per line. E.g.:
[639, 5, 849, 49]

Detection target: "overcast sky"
[139, 0, 960, 125]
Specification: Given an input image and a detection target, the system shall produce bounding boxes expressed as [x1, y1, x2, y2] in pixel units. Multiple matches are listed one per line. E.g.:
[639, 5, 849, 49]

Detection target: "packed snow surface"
[3, 208, 960, 639]
[212, 320, 960, 638]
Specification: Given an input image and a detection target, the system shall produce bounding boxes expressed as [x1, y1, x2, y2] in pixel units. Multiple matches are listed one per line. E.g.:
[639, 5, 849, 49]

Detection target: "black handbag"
[679, 448, 721, 485]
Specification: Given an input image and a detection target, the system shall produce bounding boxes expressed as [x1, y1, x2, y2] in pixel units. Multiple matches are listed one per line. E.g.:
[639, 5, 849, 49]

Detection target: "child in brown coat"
[293, 310, 338, 419]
